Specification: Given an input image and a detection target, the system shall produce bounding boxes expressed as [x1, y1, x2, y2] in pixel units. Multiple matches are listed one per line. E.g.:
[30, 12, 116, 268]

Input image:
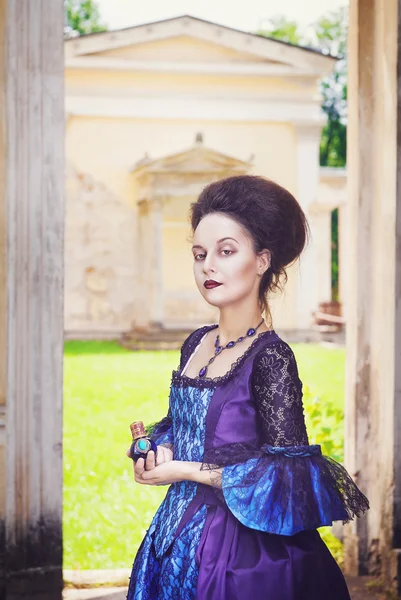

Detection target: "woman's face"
[191, 213, 270, 309]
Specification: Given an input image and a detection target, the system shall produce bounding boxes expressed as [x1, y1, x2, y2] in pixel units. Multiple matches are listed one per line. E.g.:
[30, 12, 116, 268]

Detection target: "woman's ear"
[258, 250, 271, 276]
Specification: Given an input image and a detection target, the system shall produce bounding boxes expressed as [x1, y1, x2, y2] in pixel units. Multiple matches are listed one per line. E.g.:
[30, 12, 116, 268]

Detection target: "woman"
[126, 175, 369, 600]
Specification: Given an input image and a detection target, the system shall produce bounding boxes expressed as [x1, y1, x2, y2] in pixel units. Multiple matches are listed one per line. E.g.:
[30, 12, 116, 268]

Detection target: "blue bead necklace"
[198, 318, 265, 378]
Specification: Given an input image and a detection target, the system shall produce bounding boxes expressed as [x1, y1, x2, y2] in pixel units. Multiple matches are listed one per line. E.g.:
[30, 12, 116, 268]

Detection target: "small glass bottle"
[129, 421, 158, 463]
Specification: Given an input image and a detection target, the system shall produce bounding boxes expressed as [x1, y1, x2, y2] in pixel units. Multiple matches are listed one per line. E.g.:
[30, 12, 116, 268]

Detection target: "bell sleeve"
[201, 340, 369, 536]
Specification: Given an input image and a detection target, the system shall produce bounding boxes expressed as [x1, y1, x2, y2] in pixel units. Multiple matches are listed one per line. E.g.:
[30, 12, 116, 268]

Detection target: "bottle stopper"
[130, 420, 147, 440]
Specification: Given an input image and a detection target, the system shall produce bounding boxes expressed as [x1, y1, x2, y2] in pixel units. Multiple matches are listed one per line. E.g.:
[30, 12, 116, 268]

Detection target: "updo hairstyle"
[190, 175, 310, 319]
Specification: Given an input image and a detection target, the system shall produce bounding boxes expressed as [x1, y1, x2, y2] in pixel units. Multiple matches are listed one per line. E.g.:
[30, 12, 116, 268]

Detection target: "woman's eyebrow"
[217, 237, 238, 244]
[192, 237, 238, 250]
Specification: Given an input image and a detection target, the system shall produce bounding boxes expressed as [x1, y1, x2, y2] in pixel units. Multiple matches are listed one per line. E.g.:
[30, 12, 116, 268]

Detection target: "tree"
[259, 15, 302, 45]
[258, 10, 348, 302]
[258, 8, 348, 168]
[65, 0, 107, 37]
[305, 8, 348, 301]
[313, 7, 348, 168]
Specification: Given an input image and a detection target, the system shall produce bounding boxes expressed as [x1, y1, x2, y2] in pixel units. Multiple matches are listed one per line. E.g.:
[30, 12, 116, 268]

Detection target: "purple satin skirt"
[174, 484, 351, 600]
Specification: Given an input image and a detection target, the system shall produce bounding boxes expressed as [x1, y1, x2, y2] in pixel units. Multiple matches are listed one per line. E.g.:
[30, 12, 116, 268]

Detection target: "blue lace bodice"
[151, 385, 214, 557]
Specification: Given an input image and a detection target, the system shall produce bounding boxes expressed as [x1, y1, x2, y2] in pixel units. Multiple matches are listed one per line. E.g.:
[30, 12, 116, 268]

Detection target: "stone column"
[338, 203, 348, 314]
[0, 2, 64, 599]
[135, 200, 152, 329]
[294, 123, 324, 328]
[149, 197, 164, 328]
[135, 196, 164, 330]
[346, 0, 401, 592]
[308, 207, 332, 306]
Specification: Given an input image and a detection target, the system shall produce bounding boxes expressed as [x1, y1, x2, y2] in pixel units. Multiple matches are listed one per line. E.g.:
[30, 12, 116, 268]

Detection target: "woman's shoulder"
[253, 333, 296, 371]
[253, 334, 296, 361]
[251, 334, 301, 384]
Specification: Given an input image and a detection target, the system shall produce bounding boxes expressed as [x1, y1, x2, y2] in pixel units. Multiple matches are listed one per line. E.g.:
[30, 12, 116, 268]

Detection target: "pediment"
[88, 35, 276, 65]
[65, 15, 336, 76]
[132, 139, 251, 177]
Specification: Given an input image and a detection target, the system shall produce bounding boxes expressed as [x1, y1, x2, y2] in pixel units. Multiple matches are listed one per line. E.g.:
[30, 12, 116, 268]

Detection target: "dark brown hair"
[190, 175, 310, 320]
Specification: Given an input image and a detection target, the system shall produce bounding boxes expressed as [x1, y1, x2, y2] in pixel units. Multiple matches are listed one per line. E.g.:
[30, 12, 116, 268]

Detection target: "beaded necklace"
[198, 318, 265, 378]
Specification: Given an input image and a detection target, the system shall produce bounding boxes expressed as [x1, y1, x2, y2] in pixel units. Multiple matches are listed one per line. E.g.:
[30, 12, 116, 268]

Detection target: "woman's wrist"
[179, 461, 198, 482]
[180, 461, 223, 488]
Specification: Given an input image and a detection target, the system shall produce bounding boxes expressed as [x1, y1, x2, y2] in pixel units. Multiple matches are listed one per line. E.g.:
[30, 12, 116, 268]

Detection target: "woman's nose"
[202, 254, 216, 275]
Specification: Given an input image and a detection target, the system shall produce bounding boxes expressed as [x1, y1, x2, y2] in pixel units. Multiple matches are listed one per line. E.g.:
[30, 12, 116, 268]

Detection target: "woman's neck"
[217, 307, 269, 345]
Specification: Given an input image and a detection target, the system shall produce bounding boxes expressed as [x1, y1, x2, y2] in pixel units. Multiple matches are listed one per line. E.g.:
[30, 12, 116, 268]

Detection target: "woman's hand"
[153, 445, 174, 466]
[125, 445, 174, 469]
[132, 454, 190, 486]
[126, 448, 222, 487]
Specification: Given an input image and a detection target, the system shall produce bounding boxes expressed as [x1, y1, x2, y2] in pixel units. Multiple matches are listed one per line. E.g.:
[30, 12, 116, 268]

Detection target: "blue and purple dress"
[126, 325, 369, 600]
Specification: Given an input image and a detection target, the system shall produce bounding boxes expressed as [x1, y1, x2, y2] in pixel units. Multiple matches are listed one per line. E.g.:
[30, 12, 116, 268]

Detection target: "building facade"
[64, 16, 338, 336]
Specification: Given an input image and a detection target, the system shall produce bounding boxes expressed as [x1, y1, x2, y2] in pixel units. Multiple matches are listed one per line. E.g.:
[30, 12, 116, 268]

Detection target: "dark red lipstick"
[204, 279, 222, 289]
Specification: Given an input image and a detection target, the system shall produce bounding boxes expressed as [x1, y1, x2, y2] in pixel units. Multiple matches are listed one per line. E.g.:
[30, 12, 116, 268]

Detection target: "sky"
[95, 0, 347, 33]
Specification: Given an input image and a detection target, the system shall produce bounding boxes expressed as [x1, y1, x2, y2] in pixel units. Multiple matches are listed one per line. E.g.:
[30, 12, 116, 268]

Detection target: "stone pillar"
[308, 207, 332, 306]
[0, 2, 64, 599]
[346, 0, 401, 593]
[294, 124, 324, 327]
[338, 203, 348, 313]
[135, 200, 152, 329]
[149, 197, 164, 328]
[135, 197, 164, 330]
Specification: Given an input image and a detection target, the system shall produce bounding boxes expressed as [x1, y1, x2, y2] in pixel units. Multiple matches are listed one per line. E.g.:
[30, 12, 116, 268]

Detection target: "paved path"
[63, 589, 126, 600]
[63, 569, 129, 599]
[346, 576, 385, 600]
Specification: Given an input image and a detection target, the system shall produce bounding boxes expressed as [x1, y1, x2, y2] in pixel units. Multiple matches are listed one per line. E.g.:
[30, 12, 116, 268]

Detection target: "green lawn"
[63, 340, 346, 570]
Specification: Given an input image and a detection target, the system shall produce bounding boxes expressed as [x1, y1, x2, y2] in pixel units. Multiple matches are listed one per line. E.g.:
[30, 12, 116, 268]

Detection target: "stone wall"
[65, 162, 136, 334]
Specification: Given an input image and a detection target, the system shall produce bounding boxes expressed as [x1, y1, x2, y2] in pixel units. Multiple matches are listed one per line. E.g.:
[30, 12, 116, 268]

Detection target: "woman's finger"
[155, 447, 165, 465]
[155, 445, 173, 464]
[134, 457, 145, 480]
[145, 450, 156, 470]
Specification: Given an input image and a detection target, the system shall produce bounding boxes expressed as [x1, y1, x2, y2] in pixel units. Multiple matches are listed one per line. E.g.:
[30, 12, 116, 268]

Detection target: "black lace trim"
[200, 441, 264, 471]
[178, 324, 218, 371]
[172, 325, 278, 389]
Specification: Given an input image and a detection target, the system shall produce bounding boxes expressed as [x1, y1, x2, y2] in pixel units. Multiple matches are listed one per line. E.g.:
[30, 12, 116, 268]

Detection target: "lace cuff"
[216, 444, 369, 535]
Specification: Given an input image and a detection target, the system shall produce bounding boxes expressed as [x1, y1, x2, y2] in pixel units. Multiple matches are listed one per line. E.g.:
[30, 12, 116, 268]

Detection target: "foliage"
[292, 343, 345, 565]
[258, 16, 302, 45]
[64, 0, 107, 37]
[257, 8, 348, 168]
[303, 384, 344, 463]
[314, 8, 348, 299]
[291, 343, 345, 413]
[257, 9, 347, 299]
[64, 341, 346, 569]
[319, 527, 344, 567]
[315, 7, 348, 168]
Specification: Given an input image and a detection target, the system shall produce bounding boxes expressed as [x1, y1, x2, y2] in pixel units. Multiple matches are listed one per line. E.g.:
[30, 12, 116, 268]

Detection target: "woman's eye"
[221, 249, 233, 256]
[194, 253, 205, 261]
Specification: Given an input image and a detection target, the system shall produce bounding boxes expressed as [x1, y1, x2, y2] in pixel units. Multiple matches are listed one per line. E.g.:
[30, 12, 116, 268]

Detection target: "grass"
[63, 340, 346, 569]
[292, 343, 346, 412]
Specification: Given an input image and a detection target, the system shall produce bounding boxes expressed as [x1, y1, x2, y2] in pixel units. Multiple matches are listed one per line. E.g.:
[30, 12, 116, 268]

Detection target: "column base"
[389, 549, 401, 597]
[6, 567, 62, 600]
